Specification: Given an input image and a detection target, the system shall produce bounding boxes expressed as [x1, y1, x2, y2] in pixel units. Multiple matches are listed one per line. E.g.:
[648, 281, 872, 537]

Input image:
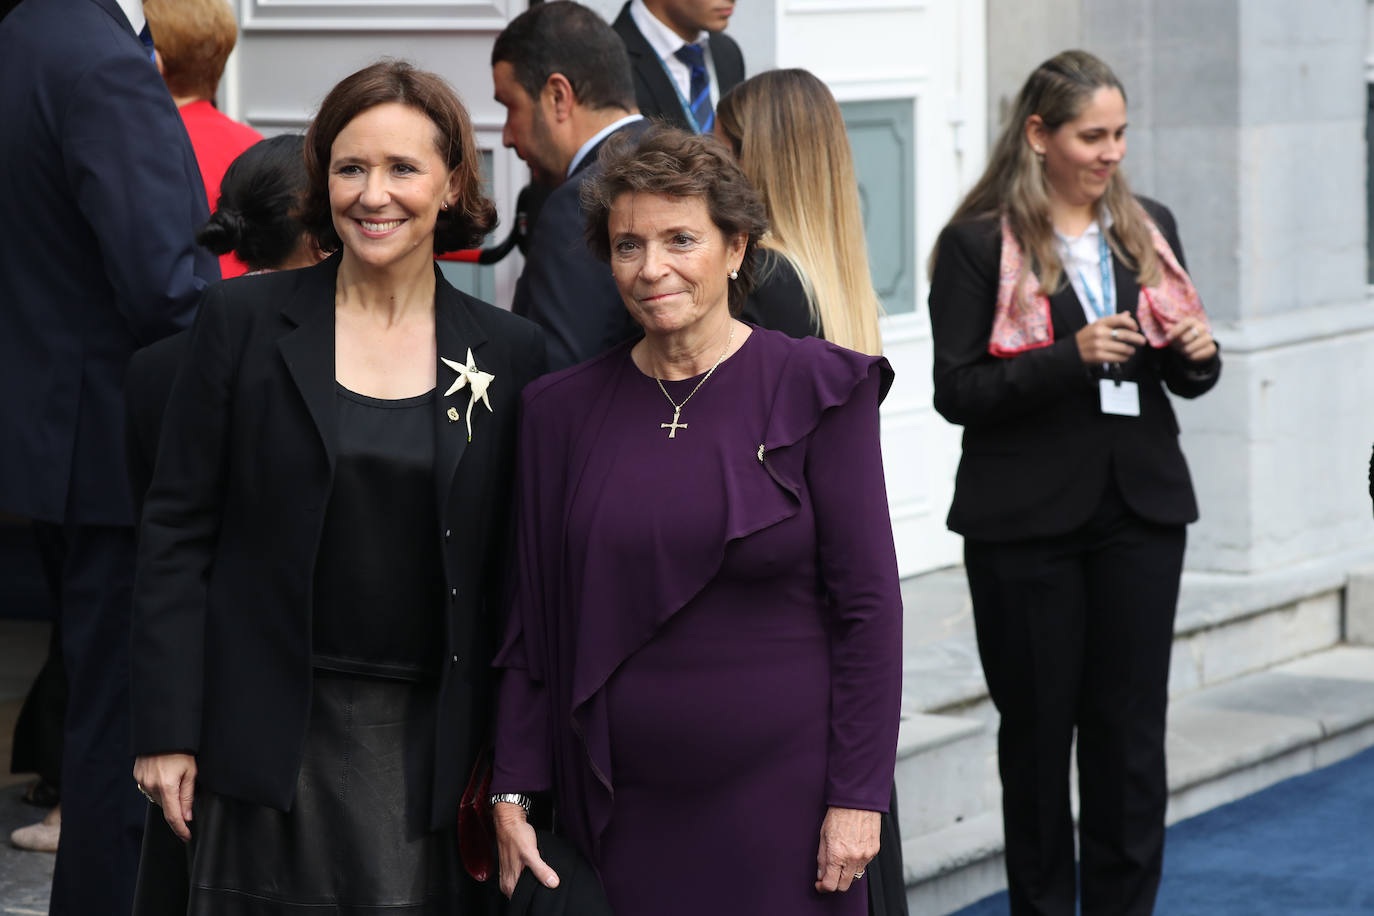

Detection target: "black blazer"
[512, 119, 647, 371]
[742, 249, 820, 341]
[928, 198, 1221, 542]
[0, 0, 218, 526]
[611, 1, 745, 131]
[130, 256, 547, 829]
[125, 330, 189, 514]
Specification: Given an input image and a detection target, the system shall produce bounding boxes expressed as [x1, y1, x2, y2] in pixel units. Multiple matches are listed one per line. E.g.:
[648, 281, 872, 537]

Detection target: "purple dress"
[494, 327, 902, 915]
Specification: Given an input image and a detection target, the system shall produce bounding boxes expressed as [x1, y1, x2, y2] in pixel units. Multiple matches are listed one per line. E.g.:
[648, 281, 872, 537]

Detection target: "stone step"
[900, 555, 1356, 722]
[893, 555, 1354, 886]
[893, 712, 994, 840]
[899, 645, 1374, 916]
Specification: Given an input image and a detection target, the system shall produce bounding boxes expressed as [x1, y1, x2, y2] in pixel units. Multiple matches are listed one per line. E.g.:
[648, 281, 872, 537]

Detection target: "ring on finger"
[854, 870, 865, 879]
[1110, 328, 1118, 340]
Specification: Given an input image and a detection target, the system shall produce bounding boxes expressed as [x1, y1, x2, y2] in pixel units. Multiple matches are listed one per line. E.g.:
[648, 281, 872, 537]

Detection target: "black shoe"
[21, 779, 60, 808]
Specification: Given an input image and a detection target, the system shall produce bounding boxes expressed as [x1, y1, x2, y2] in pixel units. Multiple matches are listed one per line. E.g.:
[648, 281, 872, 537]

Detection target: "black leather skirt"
[185, 671, 464, 914]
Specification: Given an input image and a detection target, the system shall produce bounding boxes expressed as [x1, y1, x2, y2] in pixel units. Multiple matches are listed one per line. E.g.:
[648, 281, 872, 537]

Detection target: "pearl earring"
[729, 269, 738, 280]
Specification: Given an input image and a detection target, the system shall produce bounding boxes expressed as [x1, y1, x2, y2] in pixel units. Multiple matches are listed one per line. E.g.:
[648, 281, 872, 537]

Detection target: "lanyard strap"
[1076, 229, 1115, 321]
[652, 51, 703, 134]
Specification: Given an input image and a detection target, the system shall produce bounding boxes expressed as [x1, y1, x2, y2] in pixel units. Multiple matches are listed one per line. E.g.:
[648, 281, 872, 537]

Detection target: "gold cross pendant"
[661, 406, 687, 438]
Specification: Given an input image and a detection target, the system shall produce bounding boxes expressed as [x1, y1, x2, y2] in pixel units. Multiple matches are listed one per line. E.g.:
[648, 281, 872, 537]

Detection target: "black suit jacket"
[0, 0, 218, 526]
[928, 198, 1221, 541]
[125, 330, 189, 514]
[611, 1, 745, 132]
[130, 256, 547, 829]
[512, 119, 647, 371]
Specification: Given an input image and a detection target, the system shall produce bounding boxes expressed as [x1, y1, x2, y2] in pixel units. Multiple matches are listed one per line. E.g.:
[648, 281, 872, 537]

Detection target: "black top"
[131, 255, 549, 826]
[312, 384, 444, 680]
[741, 249, 820, 341]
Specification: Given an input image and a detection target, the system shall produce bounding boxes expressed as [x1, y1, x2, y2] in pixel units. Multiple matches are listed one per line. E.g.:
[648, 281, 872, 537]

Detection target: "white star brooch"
[441, 348, 495, 442]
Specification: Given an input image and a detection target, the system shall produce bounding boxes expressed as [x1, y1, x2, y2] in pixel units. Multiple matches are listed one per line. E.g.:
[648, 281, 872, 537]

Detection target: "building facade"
[218, 0, 1374, 586]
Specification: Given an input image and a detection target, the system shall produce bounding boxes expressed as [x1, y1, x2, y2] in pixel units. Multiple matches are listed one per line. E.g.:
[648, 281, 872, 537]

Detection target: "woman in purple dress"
[489, 126, 903, 915]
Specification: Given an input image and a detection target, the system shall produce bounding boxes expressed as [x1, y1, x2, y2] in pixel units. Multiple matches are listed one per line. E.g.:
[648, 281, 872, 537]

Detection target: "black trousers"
[10, 587, 65, 789]
[964, 482, 1185, 916]
[35, 521, 145, 916]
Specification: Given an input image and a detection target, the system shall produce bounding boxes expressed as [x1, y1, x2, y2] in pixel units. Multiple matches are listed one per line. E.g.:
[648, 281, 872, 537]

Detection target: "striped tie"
[673, 43, 713, 133]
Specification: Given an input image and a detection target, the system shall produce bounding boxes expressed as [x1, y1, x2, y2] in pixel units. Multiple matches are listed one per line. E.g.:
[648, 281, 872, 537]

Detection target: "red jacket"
[179, 100, 262, 278]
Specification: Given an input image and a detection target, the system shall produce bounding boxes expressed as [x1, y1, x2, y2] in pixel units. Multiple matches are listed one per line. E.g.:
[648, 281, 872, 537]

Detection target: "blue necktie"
[673, 43, 713, 133]
[138, 23, 156, 64]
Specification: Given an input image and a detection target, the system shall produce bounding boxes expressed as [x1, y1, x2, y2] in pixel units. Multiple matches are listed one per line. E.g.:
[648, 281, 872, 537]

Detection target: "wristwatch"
[489, 792, 533, 815]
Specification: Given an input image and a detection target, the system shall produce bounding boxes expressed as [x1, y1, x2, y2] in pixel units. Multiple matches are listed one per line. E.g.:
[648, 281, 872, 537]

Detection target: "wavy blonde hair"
[717, 69, 884, 355]
[931, 50, 1160, 294]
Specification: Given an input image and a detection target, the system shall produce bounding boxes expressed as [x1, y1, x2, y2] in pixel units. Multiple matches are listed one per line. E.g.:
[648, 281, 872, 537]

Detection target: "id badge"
[1099, 379, 1140, 417]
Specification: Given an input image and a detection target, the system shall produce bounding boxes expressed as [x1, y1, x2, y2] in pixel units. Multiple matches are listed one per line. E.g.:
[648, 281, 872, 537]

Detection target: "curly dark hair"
[582, 126, 768, 314]
[299, 60, 496, 254]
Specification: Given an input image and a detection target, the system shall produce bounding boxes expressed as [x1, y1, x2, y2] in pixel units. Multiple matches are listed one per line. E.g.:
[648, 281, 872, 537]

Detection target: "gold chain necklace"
[653, 324, 735, 439]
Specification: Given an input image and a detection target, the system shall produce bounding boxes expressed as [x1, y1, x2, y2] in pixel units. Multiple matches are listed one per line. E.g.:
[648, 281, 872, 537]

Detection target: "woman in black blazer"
[130, 61, 545, 913]
[927, 51, 1220, 916]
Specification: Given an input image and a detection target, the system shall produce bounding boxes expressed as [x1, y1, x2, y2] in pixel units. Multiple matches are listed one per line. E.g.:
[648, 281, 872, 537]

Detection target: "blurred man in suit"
[0, 0, 218, 911]
[492, 1, 645, 370]
[612, 0, 744, 133]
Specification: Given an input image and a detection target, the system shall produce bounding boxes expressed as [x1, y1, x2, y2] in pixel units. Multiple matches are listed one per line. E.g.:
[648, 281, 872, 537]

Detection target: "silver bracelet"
[489, 792, 532, 815]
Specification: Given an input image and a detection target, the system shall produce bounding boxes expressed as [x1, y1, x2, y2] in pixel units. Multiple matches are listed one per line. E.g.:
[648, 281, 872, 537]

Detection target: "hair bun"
[195, 207, 248, 255]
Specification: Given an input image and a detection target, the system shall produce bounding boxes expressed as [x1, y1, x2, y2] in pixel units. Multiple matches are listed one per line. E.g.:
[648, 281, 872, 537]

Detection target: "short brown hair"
[582, 126, 767, 313]
[144, 0, 238, 101]
[300, 61, 497, 254]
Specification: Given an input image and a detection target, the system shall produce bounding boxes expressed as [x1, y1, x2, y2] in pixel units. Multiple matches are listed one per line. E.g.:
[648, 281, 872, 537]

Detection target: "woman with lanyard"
[926, 50, 1219, 916]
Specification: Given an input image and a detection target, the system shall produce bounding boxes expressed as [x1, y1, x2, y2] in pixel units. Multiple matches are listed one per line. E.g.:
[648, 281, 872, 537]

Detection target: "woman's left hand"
[1166, 318, 1217, 363]
[814, 806, 880, 894]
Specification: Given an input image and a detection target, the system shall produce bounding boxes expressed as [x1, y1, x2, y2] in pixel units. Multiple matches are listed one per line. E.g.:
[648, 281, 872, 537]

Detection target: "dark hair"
[491, 1, 635, 113]
[300, 60, 496, 254]
[582, 126, 768, 314]
[196, 135, 310, 271]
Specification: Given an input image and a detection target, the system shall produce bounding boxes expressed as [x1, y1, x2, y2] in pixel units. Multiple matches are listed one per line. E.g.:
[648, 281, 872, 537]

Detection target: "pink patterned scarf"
[988, 207, 1208, 357]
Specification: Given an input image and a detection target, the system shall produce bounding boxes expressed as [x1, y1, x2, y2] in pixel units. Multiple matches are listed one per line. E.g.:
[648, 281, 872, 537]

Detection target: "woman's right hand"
[133, 752, 197, 842]
[494, 801, 560, 899]
[1076, 312, 1146, 364]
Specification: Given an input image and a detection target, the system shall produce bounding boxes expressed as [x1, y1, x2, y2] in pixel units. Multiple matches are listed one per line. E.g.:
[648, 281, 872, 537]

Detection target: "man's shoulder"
[707, 28, 742, 56]
[3, 0, 135, 72]
[570, 119, 647, 187]
[610, 1, 640, 38]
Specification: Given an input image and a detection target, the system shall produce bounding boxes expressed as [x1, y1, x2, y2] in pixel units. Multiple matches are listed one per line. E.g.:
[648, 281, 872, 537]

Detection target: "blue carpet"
[950, 744, 1374, 915]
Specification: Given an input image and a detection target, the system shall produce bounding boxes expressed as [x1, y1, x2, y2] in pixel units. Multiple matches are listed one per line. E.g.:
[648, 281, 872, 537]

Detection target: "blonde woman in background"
[715, 68, 884, 357]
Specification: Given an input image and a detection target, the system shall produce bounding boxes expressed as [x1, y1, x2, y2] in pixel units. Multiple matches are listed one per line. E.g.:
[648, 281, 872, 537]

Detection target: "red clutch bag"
[457, 745, 495, 882]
